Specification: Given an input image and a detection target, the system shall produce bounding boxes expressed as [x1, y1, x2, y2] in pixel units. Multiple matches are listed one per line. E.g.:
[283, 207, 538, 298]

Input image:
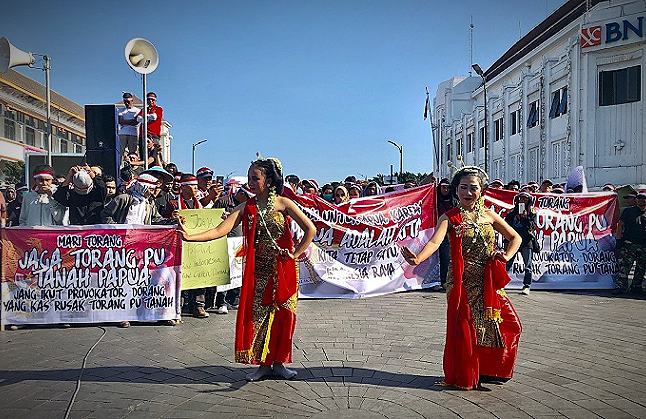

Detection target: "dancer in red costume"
[177, 157, 315, 381]
[401, 166, 523, 390]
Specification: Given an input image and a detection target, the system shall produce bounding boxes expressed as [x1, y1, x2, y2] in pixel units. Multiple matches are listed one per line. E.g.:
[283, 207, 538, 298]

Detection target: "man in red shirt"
[138, 91, 163, 153]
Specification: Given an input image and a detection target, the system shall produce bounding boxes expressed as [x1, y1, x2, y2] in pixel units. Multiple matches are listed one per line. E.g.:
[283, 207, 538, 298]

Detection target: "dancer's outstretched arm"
[177, 204, 243, 242]
[401, 214, 450, 265]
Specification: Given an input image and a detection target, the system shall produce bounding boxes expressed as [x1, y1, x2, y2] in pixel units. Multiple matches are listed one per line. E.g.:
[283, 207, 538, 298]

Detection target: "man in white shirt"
[118, 92, 140, 167]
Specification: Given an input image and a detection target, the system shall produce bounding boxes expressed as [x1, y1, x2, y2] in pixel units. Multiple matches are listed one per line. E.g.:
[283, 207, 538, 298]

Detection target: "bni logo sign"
[581, 26, 602, 48]
[581, 16, 644, 49]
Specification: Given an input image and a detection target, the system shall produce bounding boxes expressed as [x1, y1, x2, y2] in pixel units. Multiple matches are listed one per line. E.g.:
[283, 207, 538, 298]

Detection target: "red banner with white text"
[484, 189, 619, 289]
[287, 186, 441, 298]
[1, 225, 182, 326]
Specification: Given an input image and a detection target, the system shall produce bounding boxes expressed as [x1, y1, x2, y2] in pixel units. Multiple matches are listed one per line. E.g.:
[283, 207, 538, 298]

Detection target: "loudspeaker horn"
[124, 38, 158, 74]
[0, 37, 35, 73]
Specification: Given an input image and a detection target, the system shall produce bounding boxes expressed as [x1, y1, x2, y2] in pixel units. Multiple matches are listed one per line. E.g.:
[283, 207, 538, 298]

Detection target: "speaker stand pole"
[44, 55, 52, 167]
[142, 73, 149, 171]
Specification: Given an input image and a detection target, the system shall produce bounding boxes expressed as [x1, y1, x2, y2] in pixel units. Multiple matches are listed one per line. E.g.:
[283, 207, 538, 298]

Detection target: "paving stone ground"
[1, 289, 645, 418]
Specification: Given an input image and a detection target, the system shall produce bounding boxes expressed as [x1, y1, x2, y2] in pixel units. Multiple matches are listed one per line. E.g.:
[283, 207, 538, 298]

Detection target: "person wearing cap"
[504, 192, 538, 295]
[53, 165, 107, 225]
[299, 179, 318, 195]
[552, 186, 565, 194]
[195, 167, 223, 208]
[118, 92, 141, 165]
[141, 166, 174, 217]
[623, 192, 637, 208]
[101, 173, 171, 225]
[602, 183, 617, 192]
[489, 178, 504, 189]
[19, 165, 66, 226]
[436, 178, 454, 289]
[613, 191, 646, 295]
[539, 179, 553, 193]
[137, 91, 163, 142]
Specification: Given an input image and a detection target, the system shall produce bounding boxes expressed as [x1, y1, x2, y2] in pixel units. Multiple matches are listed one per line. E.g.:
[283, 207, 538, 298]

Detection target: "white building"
[433, 0, 645, 188]
[0, 69, 86, 178]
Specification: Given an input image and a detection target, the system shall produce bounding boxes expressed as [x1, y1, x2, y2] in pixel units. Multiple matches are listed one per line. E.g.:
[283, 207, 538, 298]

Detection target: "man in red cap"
[613, 190, 646, 294]
[195, 167, 223, 208]
[489, 178, 504, 189]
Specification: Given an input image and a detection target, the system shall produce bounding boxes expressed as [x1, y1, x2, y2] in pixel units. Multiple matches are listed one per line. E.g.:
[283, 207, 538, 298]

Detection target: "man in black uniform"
[613, 190, 646, 294]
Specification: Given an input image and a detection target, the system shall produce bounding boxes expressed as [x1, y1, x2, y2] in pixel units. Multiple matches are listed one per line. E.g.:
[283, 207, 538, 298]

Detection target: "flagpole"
[425, 87, 439, 175]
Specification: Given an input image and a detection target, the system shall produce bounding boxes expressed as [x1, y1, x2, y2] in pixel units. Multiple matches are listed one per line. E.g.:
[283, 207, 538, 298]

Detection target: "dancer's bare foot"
[246, 365, 272, 381]
[272, 362, 297, 379]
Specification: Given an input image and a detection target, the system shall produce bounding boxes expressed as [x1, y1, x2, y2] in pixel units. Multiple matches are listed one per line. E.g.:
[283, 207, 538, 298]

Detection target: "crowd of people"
[0, 101, 644, 385]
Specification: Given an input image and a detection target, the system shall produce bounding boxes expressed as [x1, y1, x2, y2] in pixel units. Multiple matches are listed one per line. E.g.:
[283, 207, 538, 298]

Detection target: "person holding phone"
[504, 191, 538, 295]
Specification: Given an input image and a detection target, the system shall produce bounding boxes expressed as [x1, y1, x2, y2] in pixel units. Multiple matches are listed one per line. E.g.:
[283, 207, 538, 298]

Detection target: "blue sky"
[1, 0, 565, 184]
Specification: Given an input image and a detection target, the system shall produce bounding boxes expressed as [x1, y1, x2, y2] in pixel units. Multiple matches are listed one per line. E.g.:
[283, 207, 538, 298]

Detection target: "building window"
[16, 111, 25, 124]
[457, 136, 463, 157]
[494, 117, 503, 142]
[37, 119, 46, 131]
[599, 65, 641, 106]
[60, 138, 68, 153]
[467, 132, 473, 153]
[479, 126, 485, 148]
[529, 147, 539, 182]
[446, 141, 452, 162]
[493, 159, 503, 179]
[527, 100, 539, 128]
[510, 109, 521, 135]
[26, 127, 35, 146]
[549, 87, 568, 118]
[4, 118, 15, 141]
[510, 154, 520, 180]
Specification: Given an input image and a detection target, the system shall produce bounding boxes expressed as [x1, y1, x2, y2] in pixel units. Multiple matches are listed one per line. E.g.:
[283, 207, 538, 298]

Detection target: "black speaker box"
[85, 148, 120, 181]
[85, 104, 121, 181]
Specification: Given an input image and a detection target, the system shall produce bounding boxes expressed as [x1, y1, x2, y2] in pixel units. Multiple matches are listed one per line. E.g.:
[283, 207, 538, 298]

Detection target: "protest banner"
[287, 186, 440, 298]
[179, 208, 230, 289]
[1, 225, 182, 326]
[485, 189, 619, 289]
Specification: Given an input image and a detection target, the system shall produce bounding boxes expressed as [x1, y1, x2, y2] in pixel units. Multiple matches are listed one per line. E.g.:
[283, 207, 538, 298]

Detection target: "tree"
[2, 161, 25, 184]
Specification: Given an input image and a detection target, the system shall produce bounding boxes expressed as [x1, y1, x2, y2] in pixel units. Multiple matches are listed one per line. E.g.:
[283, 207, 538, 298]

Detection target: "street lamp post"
[387, 140, 403, 179]
[0, 38, 52, 166]
[192, 139, 207, 174]
[472, 63, 488, 173]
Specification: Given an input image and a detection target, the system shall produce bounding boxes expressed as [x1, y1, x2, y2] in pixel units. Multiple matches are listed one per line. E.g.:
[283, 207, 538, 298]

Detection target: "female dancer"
[401, 166, 522, 390]
[178, 158, 315, 381]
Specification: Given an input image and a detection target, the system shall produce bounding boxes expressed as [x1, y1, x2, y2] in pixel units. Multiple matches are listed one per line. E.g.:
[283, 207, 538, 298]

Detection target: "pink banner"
[287, 185, 440, 298]
[1, 225, 182, 325]
[485, 189, 620, 289]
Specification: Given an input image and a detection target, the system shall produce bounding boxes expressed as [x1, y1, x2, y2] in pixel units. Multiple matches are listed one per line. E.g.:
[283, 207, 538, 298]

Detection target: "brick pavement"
[1, 290, 645, 418]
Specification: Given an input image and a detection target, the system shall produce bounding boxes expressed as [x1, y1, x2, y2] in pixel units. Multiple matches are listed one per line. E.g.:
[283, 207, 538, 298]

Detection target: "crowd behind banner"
[0, 115, 643, 327]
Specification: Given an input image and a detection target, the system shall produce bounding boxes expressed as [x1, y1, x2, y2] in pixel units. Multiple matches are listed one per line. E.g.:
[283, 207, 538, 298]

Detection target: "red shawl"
[235, 199, 297, 361]
[444, 208, 521, 388]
